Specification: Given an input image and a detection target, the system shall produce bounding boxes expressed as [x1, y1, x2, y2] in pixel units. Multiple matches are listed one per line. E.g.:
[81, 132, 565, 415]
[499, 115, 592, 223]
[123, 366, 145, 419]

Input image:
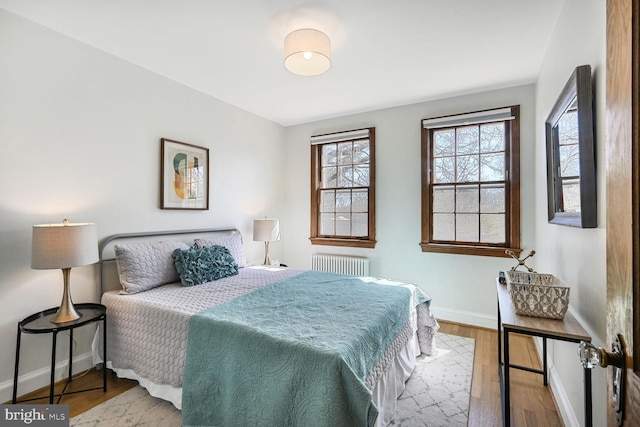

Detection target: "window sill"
[420, 242, 521, 258]
[310, 237, 376, 249]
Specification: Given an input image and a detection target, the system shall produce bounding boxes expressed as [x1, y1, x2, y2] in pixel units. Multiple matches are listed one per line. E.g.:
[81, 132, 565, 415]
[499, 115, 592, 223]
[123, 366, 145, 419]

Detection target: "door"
[606, 0, 640, 425]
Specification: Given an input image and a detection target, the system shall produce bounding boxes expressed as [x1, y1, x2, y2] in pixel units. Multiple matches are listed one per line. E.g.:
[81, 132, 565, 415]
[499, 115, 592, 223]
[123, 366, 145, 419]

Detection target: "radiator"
[311, 253, 370, 276]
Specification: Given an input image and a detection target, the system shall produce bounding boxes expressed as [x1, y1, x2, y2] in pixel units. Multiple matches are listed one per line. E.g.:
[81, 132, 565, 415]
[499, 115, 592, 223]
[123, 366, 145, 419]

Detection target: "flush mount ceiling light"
[284, 28, 331, 76]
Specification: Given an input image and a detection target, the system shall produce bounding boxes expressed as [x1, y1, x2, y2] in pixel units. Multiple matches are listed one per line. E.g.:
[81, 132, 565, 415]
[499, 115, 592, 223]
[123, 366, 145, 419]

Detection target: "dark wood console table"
[497, 280, 592, 426]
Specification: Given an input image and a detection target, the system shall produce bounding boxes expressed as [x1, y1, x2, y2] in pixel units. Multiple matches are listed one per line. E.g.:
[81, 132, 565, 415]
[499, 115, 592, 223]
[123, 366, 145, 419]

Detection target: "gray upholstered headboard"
[99, 227, 240, 294]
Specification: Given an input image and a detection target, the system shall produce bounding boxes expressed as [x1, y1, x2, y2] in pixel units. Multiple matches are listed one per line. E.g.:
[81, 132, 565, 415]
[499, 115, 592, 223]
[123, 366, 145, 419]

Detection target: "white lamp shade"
[31, 221, 99, 269]
[284, 28, 331, 76]
[253, 218, 280, 242]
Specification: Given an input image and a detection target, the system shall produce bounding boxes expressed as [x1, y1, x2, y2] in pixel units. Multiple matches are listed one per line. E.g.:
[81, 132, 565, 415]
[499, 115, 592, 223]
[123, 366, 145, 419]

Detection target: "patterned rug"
[71, 332, 475, 427]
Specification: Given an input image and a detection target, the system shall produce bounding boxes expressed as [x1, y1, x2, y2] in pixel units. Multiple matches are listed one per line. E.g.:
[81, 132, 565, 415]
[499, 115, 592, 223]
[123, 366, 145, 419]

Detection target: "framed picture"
[161, 138, 209, 210]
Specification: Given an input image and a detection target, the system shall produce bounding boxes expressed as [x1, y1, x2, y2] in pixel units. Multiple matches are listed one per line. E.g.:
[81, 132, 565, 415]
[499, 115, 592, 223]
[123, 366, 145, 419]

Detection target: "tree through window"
[310, 128, 376, 248]
[421, 106, 521, 257]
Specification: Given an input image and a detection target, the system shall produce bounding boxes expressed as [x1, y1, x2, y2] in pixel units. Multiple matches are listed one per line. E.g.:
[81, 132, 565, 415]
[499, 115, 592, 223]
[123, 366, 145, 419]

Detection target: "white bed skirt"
[371, 331, 421, 426]
[95, 330, 422, 427]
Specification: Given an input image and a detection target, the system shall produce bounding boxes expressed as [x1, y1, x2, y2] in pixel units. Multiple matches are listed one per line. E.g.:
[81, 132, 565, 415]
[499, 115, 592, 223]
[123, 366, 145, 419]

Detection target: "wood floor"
[8, 369, 137, 418]
[440, 321, 562, 427]
[9, 320, 562, 426]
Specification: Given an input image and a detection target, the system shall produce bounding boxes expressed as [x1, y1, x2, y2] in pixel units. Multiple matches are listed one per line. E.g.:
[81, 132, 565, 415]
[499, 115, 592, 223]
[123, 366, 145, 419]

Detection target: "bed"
[93, 228, 439, 426]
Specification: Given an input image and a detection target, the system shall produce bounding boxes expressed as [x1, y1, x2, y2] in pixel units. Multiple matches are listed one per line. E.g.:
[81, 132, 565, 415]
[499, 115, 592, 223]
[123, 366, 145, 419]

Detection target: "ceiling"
[0, 1, 564, 126]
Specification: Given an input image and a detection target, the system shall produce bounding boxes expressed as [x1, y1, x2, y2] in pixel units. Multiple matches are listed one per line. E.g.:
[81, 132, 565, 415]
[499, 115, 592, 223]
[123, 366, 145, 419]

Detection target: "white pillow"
[194, 233, 247, 268]
[114, 240, 190, 294]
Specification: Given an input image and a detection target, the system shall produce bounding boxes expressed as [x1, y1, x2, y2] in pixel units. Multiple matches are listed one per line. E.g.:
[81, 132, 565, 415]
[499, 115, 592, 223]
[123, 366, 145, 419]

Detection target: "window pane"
[433, 213, 455, 240]
[559, 145, 580, 177]
[434, 130, 455, 157]
[336, 214, 351, 235]
[336, 189, 351, 212]
[480, 184, 505, 213]
[338, 166, 353, 187]
[558, 109, 578, 146]
[562, 178, 581, 212]
[456, 126, 479, 155]
[320, 190, 335, 212]
[353, 140, 370, 164]
[456, 155, 479, 182]
[322, 144, 337, 166]
[433, 185, 455, 213]
[338, 142, 353, 165]
[480, 153, 505, 181]
[434, 157, 455, 183]
[352, 190, 368, 212]
[320, 213, 335, 235]
[480, 214, 505, 243]
[322, 167, 337, 188]
[352, 213, 368, 237]
[480, 123, 505, 152]
[353, 165, 369, 186]
[456, 185, 479, 213]
[456, 213, 479, 242]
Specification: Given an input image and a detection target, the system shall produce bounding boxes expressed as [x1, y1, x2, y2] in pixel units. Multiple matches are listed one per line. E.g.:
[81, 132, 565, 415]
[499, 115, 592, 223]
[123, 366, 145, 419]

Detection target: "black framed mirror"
[545, 64, 596, 228]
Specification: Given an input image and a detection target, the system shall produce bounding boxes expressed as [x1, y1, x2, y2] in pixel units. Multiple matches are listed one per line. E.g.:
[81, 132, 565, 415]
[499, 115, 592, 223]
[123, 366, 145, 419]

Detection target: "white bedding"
[93, 265, 439, 426]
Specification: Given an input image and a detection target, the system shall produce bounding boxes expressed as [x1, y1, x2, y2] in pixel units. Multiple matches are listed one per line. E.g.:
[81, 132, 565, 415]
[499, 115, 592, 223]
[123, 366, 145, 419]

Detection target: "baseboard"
[0, 351, 94, 404]
[531, 337, 580, 427]
[549, 364, 580, 427]
[432, 306, 497, 329]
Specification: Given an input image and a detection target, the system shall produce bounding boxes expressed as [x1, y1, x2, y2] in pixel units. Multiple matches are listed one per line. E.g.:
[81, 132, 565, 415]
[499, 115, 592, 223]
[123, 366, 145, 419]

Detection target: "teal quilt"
[182, 270, 429, 427]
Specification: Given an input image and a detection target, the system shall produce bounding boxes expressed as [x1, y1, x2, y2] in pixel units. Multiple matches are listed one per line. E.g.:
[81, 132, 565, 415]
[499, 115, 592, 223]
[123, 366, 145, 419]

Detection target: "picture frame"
[161, 138, 209, 210]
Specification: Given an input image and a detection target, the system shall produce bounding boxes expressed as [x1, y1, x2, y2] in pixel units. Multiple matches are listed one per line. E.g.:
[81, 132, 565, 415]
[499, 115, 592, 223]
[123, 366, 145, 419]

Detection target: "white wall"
[0, 10, 286, 401]
[282, 85, 536, 328]
[534, 0, 607, 425]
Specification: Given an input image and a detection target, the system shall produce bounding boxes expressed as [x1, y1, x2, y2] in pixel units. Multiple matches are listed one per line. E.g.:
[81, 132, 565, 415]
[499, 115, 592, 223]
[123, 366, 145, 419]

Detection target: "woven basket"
[505, 271, 570, 319]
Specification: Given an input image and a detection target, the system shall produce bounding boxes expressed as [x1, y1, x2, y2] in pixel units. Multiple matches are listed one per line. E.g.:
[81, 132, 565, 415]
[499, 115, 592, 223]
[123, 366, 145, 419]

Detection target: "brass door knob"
[578, 338, 625, 369]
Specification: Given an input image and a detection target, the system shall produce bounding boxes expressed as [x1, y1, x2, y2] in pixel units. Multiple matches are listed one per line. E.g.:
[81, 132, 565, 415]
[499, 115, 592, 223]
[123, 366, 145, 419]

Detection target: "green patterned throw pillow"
[172, 245, 239, 286]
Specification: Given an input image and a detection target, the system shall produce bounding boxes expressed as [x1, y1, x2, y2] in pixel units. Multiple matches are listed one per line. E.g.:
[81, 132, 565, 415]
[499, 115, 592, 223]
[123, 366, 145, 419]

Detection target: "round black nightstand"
[12, 303, 107, 404]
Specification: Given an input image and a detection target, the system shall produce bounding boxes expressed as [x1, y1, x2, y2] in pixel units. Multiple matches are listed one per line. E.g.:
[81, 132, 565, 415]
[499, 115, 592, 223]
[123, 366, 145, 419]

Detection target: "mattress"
[93, 266, 438, 426]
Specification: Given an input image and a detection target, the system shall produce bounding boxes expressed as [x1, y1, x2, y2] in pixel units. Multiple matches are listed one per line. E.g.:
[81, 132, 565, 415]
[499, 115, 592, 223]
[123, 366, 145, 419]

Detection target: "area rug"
[71, 332, 475, 427]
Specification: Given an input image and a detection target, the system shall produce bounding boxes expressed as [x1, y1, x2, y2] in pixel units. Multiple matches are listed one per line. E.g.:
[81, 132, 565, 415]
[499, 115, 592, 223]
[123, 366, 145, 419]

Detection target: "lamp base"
[51, 306, 82, 324]
[50, 267, 83, 324]
[263, 241, 270, 266]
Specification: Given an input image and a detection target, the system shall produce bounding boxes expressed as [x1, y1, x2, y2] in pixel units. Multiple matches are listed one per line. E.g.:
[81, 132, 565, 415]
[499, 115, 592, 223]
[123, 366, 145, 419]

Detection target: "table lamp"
[31, 219, 99, 323]
[253, 218, 280, 265]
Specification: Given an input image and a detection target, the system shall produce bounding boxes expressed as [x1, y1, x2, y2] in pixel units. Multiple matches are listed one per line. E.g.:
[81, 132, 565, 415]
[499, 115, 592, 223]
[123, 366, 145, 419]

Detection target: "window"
[310, 128, 376, 248]
[421, 106, 521, 257]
